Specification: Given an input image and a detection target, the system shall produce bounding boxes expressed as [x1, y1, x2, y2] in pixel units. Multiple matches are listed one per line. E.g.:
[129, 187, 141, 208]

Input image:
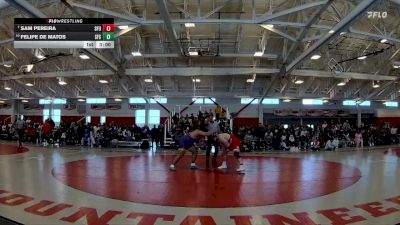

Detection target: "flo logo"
[367, 11, 388, 19]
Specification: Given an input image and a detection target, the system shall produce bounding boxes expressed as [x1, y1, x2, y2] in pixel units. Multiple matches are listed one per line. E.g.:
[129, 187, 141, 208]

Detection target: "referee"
[16, 115, 26, 148]
[205, 115, 220, 168]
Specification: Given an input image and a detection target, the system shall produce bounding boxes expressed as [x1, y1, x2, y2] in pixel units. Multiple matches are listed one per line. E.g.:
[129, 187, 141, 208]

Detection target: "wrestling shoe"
[236, 165, 245, 173]
[169, 164, 176, 171]
[190, 163, 198, 170]
[218, 162, 227, 169]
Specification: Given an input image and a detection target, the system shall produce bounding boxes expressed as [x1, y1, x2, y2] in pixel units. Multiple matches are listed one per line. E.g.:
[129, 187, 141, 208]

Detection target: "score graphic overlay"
[14, 18, 114, 49]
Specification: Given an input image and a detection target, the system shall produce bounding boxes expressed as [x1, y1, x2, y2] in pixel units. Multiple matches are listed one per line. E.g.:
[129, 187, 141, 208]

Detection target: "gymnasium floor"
[0, 142, 399, 225]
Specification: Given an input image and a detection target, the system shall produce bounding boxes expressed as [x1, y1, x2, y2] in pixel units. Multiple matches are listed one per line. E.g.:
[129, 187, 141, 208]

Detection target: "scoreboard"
[14, 18, 114, 49]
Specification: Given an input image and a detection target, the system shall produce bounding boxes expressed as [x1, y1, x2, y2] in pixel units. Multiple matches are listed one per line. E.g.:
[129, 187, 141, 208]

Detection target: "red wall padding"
[25, 115, 43, 124]
[376, 117, 400, 128]
[0, 115, 11, 123]
[105, 117, 135, 126]
[91, 116, 100, 125]
[233, 118, 259, 128]
[61, 116, 85, 124]
[160, 117, 168, 125]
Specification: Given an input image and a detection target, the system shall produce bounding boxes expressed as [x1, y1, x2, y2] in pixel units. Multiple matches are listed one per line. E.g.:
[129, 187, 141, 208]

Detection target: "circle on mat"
[0, 144, 28, 155]
[384, 149, 400, 157]
[52, 155, 361, 208]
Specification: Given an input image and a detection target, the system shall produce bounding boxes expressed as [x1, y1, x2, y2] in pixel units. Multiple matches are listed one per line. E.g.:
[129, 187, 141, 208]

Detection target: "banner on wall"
[106, 104, 121, 110]
[23, 104, 44, 110]
[64, 104, 76, 110]
[0, 104, 11, 109]
[129, 104, 145, 110]
[91, 105, 106, 110]
[274, 109, 350, 117]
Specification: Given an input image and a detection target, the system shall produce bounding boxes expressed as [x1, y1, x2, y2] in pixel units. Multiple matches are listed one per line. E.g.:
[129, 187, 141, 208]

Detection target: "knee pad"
[234, 151, 240, 159]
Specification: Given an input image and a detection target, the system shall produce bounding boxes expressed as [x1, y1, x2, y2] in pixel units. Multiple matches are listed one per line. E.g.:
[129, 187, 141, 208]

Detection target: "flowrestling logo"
[367, 11, 388, 19]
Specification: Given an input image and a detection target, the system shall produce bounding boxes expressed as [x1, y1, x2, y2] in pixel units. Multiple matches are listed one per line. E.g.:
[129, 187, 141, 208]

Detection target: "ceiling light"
[99, 79, 109, 84]
[328, 30, 335, 34]
[3, 64, 12, 68]
[58, 77, 67, 86]
[310, 54, 321, 60]
[114, 98, 122, 102]
[21, 100, 29, 103]
[380, 39, 388, 43]
[323, 99, 329, 103]
[192, 78, 201, 83]
[118, 25, 129, 30]
[283, 99, 291, 102]
[393, 65, 400, 69]
[144, 78, 153, 83]
[58, 80, 67, 85]
[24, 64, 34, 72]
[25, 82, 34, 87]
[340, 32, 346, 35]
[188, 47, 199, 56]
[4, 87, 11, 91]
[254, 51, 264, 57]
[372, 81, 380, 88]
[36, 54, 45, 59]
[294, 79, 304, 84]
[185, 23, 195, 28]
[337, 81, 346, 86]
[79, 54, 90, 59]
[77, 99, 86, 102]
[131, 51, 142, 56]
[357, 56, 367, 60]
[246, 79, 255, 83]
[263, 24, 274, 29]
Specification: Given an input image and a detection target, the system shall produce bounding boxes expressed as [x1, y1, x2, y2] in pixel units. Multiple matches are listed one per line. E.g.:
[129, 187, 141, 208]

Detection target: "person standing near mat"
[217, 131, 244, 172]
[169, 129, 214, 171]
[16, 115, 26, 149]
[205, 115, 220, 168]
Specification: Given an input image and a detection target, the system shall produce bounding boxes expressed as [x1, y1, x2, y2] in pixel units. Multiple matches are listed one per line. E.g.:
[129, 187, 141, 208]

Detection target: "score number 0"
[102, 24, 114, 32]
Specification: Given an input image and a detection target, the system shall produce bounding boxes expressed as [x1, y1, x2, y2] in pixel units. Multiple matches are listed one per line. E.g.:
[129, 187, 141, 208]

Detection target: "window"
[39, 99, 51, 105]
[100, 116, 106, 124]
[135, 110, 146, 126]
[43, 109, 61, 126]
[192, 98, 204, 104]
[149, 98, 167, 104]
[204, 98, 216, 104]
[240, 98, 259, 104]
[384, 101, 398, 107]
[87, 98, 106, 104]
[262, 98, 279, 105]
[129, 98, 146, 104]
[343, 100, 370, 106]
[148, 110, 160, 126]
[39, 98, 66, 105]
[359, 101, 371, 106]
[302, 99, 323, 105]
[192, 97, 216, 104]
[343, 100, 356, 106]
[86, 116, 91, 124]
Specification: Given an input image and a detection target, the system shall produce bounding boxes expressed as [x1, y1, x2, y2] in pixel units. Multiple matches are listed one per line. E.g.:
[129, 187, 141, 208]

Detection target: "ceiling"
[0, 0, 399, 102]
